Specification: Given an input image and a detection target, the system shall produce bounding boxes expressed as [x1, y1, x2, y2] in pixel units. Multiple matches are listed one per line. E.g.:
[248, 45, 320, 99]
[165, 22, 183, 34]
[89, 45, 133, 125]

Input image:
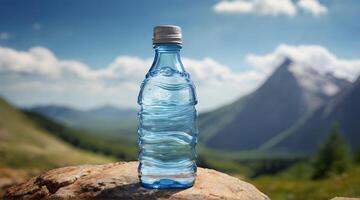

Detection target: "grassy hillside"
[0, 98, 114, 195]
[252, 163, 360, 200]
[23, 110, 138, 161]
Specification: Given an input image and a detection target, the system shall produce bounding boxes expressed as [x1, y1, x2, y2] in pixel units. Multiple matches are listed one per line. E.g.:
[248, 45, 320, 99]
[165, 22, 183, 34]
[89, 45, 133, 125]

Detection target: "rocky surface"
[0, 167, 33, 197]
[4, 161, 269, 200]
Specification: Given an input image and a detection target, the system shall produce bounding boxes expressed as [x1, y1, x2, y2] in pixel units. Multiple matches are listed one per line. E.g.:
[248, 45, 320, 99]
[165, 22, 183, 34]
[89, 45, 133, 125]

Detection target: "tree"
[354, 145, 360, 164]
[312, 123, 350, 180]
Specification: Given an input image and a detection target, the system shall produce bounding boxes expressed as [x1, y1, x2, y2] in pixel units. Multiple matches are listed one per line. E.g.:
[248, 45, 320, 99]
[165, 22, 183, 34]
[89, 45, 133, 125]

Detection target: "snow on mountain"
[199, 57, 351, 151]
[288, 62, 350, 110]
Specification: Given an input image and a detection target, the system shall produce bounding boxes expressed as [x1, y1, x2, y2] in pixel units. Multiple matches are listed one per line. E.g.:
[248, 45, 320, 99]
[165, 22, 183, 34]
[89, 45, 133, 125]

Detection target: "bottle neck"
[150, 43, 185, 73]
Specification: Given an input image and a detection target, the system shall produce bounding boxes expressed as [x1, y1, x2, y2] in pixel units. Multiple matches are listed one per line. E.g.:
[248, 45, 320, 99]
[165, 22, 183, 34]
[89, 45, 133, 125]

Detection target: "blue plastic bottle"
[137, 25, 198, 189]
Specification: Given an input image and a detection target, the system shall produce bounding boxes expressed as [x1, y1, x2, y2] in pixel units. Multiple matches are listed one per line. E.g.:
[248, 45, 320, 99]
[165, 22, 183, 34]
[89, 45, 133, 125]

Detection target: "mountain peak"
[271, 57, 293, 73]
[200, 57, 353, 151]
[277, 57, 351, 98]
[280, 57, 294, 68]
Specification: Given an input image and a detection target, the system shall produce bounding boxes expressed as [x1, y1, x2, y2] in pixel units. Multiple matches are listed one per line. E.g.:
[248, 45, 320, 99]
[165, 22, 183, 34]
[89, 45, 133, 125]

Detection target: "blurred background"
[0, 0, 360, 199]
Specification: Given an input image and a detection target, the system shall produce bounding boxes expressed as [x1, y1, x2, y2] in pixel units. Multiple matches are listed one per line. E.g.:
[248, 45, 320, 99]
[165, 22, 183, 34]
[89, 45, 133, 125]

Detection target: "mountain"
[0, 97, 112, 170]
[268, 76, 360, 152]
[199, 58, 352, 151]
[88, 105, 135, 118]
[30, 105, 138, 139]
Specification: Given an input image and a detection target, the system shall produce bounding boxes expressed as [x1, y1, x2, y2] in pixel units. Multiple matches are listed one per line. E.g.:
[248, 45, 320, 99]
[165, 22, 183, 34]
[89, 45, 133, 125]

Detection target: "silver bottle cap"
[153, 25, 182, 44]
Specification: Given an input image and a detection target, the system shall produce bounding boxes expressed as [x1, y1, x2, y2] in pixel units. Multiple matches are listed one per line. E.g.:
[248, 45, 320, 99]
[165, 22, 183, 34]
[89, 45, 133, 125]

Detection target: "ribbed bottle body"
[138, 62, 198, 189]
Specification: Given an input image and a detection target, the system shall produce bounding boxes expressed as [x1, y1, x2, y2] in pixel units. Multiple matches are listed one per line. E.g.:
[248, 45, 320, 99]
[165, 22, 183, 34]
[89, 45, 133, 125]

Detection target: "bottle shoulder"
[138, 67, 197, 106]
[143, 66, 195, 88]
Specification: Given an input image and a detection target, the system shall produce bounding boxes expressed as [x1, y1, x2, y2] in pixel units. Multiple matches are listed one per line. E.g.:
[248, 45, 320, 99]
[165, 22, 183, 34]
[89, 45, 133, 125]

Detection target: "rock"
[4, 162, 269, 200]
[0, 167, 33, 197]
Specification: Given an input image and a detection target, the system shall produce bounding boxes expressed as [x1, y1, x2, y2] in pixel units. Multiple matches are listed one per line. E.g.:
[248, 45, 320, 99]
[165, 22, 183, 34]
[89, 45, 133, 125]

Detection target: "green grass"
[2, 97, 360, 199]
[252, 163, 360, 200]
[197, 151, 250, 176]
[0, 98, 114, 171]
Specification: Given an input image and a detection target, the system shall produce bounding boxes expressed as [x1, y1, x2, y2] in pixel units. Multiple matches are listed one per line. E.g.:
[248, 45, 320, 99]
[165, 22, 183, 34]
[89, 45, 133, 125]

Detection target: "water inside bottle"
[138, 66, 198, 189]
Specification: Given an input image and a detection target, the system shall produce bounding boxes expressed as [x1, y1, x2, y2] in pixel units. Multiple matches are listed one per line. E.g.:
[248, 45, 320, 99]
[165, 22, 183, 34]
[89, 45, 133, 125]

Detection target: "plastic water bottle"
[137, 25, 198, 189]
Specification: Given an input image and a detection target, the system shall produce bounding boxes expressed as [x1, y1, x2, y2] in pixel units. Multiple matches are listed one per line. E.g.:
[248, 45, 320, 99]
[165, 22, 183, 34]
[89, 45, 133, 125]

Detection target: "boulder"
[4, 162, 269, 200]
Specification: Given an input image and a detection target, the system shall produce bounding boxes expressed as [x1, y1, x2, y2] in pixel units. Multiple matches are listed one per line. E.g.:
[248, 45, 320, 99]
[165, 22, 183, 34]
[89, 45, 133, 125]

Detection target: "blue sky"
[1, 0, 359, 69]
[0, 0, 360, 111]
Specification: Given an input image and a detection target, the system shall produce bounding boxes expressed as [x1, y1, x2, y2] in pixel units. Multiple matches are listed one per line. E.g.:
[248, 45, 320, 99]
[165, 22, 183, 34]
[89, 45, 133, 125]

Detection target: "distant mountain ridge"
[30, 105, 138, 139]
[29, 58, 359, 154]
[269, 76, 360, 152]
[88, 105, 136, 118]
[199, 57, 356, 152]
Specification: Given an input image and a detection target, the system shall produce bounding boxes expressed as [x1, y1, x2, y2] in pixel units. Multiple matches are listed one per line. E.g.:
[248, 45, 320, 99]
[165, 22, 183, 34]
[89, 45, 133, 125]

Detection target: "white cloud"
[0, 32, 11, 40]
[0, 46, 260, 111]
[246, 44, 360, 81]
[297, 0, 327, 16]
[213, 0, 328, 17]
[1, 44, 358, 112]
[213, 0, 297, 16]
